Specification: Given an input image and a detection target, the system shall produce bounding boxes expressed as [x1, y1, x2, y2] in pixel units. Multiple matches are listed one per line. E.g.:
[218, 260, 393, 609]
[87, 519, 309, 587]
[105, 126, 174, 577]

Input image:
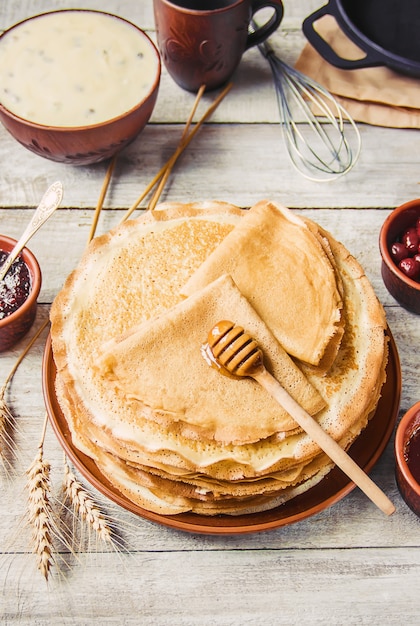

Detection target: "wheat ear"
[25, 413, 59, 580]
[63, 457, 112, 544]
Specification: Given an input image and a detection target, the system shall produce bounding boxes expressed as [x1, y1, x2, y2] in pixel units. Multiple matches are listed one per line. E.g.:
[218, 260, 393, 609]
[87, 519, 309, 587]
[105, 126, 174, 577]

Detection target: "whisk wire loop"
[256, 29, 361, 181]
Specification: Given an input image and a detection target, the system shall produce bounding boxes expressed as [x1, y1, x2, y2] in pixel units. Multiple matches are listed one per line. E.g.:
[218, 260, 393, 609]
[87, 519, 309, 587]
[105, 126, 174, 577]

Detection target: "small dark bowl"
[0, 234, 42, 352]
[379, 199, 420, 314]
[0, 10, 161, 165]
[395, 401, 420, 517]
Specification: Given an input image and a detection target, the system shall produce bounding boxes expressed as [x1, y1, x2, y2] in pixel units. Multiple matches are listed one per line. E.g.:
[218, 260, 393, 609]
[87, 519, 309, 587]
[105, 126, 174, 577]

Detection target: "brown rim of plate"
[42, 328, 400, 535]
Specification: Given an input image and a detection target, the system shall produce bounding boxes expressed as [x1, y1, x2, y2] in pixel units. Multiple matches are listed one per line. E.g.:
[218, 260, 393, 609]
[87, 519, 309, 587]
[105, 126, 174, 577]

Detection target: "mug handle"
[302, 2, 384, 69]
[246, 0, 284, 49]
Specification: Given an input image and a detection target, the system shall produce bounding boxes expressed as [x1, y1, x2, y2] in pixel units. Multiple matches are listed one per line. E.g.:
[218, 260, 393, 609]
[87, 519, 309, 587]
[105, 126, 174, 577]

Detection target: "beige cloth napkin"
[295, 15, 420, 128]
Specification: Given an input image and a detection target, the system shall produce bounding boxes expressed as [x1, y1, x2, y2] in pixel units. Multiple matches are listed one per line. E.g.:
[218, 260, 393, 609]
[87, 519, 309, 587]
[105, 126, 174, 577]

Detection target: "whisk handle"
[302, 2, 384, 70]
[247, 0, 284, 50]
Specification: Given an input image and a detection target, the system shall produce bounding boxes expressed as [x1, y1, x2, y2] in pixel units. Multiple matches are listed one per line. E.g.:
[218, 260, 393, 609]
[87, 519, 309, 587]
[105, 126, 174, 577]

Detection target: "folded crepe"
[182, 200, 344, 367]
[98, 273, 325, 445]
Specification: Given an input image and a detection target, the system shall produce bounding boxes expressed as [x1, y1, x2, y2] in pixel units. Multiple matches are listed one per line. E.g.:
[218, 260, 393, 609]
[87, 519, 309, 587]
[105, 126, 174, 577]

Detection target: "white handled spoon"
[0, 181, 63, 282]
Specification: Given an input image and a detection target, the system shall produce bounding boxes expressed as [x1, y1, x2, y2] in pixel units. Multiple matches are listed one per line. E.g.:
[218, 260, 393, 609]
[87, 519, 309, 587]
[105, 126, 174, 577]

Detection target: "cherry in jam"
[404, 424, 420, 485]
[0, 249, 32, 319]
[390, 217, 420, 282]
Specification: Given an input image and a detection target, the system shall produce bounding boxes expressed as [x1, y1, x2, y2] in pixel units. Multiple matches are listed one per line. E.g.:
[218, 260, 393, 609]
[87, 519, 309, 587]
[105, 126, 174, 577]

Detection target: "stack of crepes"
[50, 200, 389, 516]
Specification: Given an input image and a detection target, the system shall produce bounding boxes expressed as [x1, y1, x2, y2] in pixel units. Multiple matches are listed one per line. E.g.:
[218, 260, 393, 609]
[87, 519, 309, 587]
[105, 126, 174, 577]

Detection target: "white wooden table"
[1, 1, 419, 624]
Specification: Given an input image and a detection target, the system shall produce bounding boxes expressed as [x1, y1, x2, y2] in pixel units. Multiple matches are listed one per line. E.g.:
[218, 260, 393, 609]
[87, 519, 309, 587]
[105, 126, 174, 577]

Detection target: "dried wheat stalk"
[121, 81, 233, 221]
[25, 414, 58, 581]
[148, 84, 206, 211]
[0, 318, 49, 473]
[88, 155, 117, 244]
[63, 458, 112, 544]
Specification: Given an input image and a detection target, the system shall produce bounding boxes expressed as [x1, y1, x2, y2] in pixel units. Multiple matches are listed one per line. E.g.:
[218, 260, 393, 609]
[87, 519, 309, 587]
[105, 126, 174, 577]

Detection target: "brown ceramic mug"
[153, 0, 284, 91]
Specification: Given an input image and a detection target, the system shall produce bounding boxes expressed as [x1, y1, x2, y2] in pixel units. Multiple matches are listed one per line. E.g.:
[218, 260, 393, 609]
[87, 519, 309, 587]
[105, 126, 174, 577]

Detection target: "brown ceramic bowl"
[0, 10, 161, 165]
[379, 199, 420, 314]
[0, 234, 42, 352]
[395, 401, 420, 517]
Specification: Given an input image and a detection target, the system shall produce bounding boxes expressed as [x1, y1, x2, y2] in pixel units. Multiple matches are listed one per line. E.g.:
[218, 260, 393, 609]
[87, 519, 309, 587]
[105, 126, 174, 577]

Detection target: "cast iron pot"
[303, 0, 420, 78]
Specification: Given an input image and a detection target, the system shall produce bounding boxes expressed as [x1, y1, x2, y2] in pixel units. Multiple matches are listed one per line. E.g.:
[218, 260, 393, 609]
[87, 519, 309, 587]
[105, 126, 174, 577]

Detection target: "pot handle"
[302, 1, 384, 70]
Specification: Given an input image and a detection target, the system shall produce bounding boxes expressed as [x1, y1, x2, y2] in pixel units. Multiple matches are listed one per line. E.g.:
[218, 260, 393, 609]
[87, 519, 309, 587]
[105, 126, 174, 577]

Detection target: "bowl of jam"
[379, 198, 420, 314]
[0, 234, 41, 352]
[395, 401, 420, 518]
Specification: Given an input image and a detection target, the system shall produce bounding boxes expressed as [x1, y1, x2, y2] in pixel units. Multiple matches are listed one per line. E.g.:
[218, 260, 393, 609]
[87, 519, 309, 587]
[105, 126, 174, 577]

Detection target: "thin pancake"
[98, 273, 325, 444]
[182, 200, 344, 366]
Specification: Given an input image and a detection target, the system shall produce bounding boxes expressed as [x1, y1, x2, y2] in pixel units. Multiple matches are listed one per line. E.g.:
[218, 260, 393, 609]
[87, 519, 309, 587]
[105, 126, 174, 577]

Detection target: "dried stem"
[0, 318, 49, 471]
[2, 317, 49, 391]
[121, 82, 233, 222]
[148, 84, 206, 211]
[88, 155, 117, 244]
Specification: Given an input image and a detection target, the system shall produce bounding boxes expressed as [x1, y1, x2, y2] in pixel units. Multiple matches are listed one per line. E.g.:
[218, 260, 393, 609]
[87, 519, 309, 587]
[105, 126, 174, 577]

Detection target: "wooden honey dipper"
[205, 320, 395, 516]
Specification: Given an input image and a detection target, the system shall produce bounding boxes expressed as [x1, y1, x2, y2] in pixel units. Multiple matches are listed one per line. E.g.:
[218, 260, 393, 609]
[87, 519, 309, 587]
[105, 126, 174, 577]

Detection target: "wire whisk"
[257, 34, 361, 182]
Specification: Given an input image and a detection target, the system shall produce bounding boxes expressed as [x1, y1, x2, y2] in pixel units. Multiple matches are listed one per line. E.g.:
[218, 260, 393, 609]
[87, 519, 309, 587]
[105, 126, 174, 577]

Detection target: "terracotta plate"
[42, 329, 401, 535]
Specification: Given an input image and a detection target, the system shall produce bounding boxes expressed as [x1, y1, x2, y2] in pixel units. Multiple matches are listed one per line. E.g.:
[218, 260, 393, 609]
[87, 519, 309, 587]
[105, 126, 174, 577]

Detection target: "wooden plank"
[1, 123, 419, 210]
[2, 549, 419, 624]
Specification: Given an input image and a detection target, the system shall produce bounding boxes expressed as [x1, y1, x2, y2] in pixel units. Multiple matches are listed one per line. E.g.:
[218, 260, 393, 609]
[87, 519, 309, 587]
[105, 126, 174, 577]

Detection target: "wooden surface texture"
[0, 1, 419, 624]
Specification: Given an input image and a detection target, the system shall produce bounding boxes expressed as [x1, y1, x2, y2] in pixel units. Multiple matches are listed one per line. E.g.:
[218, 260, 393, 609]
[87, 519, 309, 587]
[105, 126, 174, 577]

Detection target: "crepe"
[49, 200, 388, 517]
[182, 200, 344, 367]
[98, 273, 325, 445]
